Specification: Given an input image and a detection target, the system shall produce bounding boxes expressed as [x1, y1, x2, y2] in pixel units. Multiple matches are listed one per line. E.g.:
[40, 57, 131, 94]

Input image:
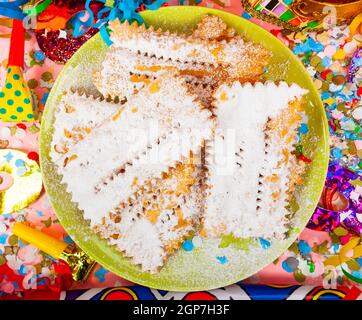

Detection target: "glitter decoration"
[308, 162, 362, 234]
[36, 28, 99, 64]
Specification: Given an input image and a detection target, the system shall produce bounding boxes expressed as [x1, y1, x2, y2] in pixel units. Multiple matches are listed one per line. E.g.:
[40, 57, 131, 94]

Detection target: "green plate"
[40, 6, 329, 291]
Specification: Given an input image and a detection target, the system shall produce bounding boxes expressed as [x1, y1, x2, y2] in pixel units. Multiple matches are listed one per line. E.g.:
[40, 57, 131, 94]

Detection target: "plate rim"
[40, 6, 330, 292]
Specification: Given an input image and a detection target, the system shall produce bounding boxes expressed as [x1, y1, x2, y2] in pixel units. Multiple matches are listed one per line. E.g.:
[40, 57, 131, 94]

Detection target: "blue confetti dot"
[182, 240, 193, 252]
[351, 270, 362, 280]
[41, 92, 48, 104]
[18, 265, 27, 276]
[282, 260, 293, 273]
[322, 56, 331, 67]
[0, 234, 8, 244]
[356, 258, 362, 266]
[259, 238, 271, 250]
[18, 239, 26, 248]
[4, 152, 14, 162]
[332, 148, 343, 159]
[34, 51, 45, 61]
[298, 123, 309, 134]
[64, 235, 74, 245]
[15, 159, 25, 167]
[321, 92, 331, 100]
[94, 266, 109, 283]
[298, 240, 311, 255]
[216, 256, 228, 264]
[241, 11, 252, 19]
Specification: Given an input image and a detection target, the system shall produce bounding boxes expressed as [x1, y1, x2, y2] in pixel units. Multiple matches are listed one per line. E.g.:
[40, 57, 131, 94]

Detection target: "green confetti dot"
[10, 115, 17, 120]
[293, 268, 306, 282]
[8, 235, 18, 246]
[0, 92, 4, 98]
[7, 68, 11, 73]
[14, 90, 21, 97]
[17, 107, 24, 113]
[280, 10, 295, 22]
[41, 71, 52, 82]
[334, 226, 348, 236]
[7, 99, 14, 106]
[24, 98, 31, 104]
[5, 83, 12, 89]
[13, 74, 20, 80]
[27, 113, 34, 119]
[0, 108, 7, 114]
[307, 20, 320, 28]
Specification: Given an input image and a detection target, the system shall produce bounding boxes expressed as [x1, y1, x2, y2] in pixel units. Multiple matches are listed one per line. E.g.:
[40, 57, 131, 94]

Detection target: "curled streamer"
[307, 162, 362, 234]
[71, 0, 168, 45]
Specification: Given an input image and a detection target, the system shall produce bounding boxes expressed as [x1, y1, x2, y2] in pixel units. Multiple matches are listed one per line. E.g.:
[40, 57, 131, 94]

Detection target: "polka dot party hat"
[0, 19, 34, 122]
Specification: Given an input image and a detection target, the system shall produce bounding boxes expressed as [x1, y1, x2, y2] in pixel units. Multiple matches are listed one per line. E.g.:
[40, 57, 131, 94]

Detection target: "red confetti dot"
[357, 87, 362, 97]
[28, 151, 39, 161]
[16, 123, 26, 130]
[321, 69, 332, 80]
[270, 29, 280, 37]
[298, 155, 312, 163]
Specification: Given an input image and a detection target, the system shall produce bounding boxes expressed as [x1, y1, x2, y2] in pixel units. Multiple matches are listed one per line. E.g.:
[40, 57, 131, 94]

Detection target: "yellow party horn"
[0, 19, 34, 122]
[13, 222, 97, 281]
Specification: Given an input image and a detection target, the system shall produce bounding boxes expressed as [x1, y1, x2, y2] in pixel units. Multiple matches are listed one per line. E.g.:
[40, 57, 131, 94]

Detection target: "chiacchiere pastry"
[94, 15, 271, 108]
[51, 91, 119, 162]
[93, 154, 205, 272]
[52, 14, 310, 273]
[203, 81, 308, 239]
[52, 73, 213, 229]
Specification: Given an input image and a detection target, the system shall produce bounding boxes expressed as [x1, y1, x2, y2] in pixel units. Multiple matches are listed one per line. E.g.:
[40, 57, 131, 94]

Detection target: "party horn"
[0, 19, 34, 122]
[12, 222, 96, 281]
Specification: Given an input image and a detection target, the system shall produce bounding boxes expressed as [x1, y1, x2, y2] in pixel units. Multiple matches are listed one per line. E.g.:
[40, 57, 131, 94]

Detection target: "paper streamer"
[324, 237, 362, 284]
[71, 0, 168, 45]
[0, 0, 30, 20]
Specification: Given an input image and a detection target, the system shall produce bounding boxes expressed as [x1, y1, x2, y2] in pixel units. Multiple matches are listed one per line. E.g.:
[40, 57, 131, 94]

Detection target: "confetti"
[216, 256, 228, 265]
[182, 240, 193, 252]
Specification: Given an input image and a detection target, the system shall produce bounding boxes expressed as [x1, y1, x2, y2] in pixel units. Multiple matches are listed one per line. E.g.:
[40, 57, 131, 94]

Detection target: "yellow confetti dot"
[313, 79, 322, 90]
[333, 49, 346, 60]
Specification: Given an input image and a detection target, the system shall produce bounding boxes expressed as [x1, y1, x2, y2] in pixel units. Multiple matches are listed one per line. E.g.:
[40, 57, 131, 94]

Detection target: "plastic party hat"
[0, 19, 34, 122]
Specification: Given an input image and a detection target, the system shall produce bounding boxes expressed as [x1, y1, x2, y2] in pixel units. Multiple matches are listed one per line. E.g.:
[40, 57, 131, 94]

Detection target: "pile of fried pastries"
[51, 15, 308, 273]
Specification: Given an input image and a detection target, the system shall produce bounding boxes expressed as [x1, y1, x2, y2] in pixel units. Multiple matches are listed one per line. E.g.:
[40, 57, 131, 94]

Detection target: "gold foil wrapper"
[59, 245, 97, 281]
[0, 149, 42, 214]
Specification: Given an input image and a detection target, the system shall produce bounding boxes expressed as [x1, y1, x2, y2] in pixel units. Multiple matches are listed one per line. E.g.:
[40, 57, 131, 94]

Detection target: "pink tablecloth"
[0, 0, 361, 296]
